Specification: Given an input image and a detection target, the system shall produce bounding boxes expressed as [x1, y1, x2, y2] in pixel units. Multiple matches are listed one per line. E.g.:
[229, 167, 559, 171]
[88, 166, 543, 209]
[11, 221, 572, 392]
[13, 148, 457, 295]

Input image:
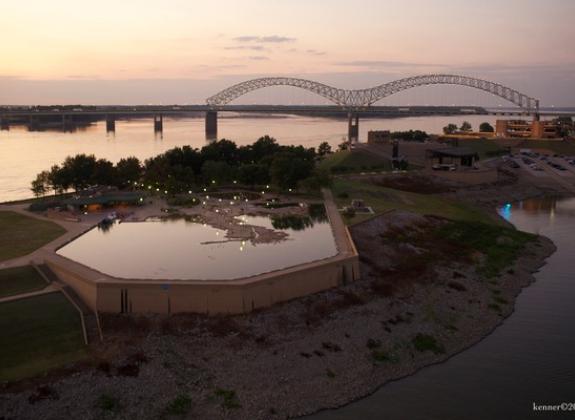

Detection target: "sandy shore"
[0, 182, 558, 420]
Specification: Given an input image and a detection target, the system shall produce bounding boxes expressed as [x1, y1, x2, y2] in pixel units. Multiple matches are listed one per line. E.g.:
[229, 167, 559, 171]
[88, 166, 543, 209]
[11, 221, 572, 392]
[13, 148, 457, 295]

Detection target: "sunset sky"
[1, 0, 574, 105]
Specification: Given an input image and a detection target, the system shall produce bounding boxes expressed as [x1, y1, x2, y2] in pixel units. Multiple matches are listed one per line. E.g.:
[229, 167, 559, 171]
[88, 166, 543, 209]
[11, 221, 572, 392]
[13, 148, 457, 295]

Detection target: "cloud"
[306, 49, 326, 56]
[224, 45, 265, 51]
[335, 60, 441, 68]
[248, 56, 269, 61]
[232, 35, 296, 43]
[66, 74, 101, 79]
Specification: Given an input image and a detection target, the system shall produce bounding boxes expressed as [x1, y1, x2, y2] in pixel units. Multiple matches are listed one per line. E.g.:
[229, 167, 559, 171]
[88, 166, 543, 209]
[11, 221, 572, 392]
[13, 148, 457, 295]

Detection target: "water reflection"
[271, 203, 329, 230]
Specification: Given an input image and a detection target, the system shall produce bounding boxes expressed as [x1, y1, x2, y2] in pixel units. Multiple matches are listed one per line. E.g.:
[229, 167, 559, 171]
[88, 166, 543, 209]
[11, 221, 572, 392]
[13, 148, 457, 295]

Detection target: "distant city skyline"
[1, 0, 574, 105]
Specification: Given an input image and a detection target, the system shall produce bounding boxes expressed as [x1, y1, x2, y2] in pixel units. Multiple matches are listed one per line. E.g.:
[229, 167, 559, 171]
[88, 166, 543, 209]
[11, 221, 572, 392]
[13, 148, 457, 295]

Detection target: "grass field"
[0, 292, 87, 382]
[0, 266, 47, 298]
[0, 211, 65, 262]
[332, 178, 498, 225]
[319, 149, 392, 173]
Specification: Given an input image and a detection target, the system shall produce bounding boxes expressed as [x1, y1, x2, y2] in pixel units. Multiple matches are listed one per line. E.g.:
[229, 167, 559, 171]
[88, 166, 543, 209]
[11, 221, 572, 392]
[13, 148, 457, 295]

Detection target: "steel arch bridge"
[206, 74, 539, 113]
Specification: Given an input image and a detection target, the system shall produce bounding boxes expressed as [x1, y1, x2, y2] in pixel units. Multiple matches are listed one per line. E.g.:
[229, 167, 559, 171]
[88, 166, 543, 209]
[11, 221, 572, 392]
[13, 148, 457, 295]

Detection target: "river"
[0, 114, 510, 203]
[311, 195, 575, 420]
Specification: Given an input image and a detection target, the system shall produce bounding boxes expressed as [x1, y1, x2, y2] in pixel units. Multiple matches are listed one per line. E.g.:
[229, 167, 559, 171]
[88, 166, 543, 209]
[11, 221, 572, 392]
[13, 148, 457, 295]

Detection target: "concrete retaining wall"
[43, 192, 360, 315]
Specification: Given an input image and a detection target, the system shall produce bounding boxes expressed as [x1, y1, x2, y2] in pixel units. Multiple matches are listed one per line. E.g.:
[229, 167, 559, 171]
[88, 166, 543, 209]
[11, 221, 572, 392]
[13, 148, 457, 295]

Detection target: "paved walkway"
[0, 284, 59, 304]
[322, 188, 357, 256]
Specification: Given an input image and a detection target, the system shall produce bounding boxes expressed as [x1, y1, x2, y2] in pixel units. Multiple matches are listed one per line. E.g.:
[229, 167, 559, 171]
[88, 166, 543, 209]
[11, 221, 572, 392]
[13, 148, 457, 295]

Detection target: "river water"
[0, 114, 510, 203]
[312, 195, 575, 420]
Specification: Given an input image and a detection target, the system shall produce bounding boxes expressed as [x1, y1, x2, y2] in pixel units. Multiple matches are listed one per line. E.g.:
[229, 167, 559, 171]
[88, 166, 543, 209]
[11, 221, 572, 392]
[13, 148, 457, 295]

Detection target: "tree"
[48, 164, 71, 194]
[60, 154, 98, 191]
[460, 121, 472, 132]
[443, 124, 458, 134]
[270, 153, 314, 190]
[31, 171, 51, 197]
[318, 142, 332, 157]
[116, 157, 142, 186]
[298, 167, 333, 192]
[237, 164, 270, 186]
[479, 122, 494, 133]
[200, 139, 238, 165]
[250, 135, 281, 162]
[201, 160, 235, 185]
[92, 159, 117, 186]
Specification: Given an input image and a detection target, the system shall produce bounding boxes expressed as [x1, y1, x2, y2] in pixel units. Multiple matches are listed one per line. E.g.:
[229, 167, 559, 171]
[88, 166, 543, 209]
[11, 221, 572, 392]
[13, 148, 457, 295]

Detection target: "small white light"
[203, 188, 207, 192]
[188, 190, 192, 194]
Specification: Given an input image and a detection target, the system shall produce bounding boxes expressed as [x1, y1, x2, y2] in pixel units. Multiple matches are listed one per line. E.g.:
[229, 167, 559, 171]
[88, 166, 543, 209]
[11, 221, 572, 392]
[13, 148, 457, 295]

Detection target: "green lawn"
[319, 149, 392, 173]
[0, 266, 48, 298]
[332, 178, 499, 225]
[0, 211, 66, 262]
[0, 292, 87, 382]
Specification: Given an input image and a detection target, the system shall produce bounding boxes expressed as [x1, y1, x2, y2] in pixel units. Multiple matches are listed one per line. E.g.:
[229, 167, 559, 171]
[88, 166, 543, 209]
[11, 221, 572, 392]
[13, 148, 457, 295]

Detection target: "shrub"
[371, 349, 399, 364]
[165, 394, 192, 416]
[97, 393, 121, 413]
[213, 388, 241, 409]
[412, 334, 445, 354]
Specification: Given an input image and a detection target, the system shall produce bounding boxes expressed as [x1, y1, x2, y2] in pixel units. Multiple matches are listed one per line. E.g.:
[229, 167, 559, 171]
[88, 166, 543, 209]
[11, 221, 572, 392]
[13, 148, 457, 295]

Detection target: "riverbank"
[0, 189, 557, 420]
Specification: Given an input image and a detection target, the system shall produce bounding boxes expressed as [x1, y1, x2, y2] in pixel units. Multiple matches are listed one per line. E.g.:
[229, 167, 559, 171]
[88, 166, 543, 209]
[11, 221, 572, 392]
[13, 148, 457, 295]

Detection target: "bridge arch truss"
[206, 74, 539, 113]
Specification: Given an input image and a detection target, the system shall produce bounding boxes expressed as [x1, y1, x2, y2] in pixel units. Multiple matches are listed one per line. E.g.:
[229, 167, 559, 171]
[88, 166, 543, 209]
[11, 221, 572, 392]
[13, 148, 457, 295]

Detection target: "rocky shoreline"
[0, 186, 559, 420]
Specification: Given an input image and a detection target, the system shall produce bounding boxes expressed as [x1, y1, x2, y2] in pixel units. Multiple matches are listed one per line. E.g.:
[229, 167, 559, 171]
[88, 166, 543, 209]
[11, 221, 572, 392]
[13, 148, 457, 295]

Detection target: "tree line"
[31, 136, 332, 196]
[443, 121, 494, 134]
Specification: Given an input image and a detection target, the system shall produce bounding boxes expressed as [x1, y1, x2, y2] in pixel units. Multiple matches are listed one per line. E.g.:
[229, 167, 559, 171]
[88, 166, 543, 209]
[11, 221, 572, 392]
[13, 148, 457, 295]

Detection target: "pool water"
[57, 214, 338, 280]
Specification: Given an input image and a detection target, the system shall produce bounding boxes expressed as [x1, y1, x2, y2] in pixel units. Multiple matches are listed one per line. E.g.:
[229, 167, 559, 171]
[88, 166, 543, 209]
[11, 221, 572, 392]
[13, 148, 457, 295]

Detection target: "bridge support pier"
[62, 114, 73, 130]
[0, 115, 8, 130]
[29, 115, 40, 130]
[106, 115, 116, 133]
[154, 114, 163, 133]
[205, 110, 218, 141]
[348, 113, 359, 144]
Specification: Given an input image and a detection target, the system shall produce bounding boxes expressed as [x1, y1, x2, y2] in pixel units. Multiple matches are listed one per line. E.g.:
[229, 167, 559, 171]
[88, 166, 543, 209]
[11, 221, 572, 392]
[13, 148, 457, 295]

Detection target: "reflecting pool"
[56, 213, 337, 280]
